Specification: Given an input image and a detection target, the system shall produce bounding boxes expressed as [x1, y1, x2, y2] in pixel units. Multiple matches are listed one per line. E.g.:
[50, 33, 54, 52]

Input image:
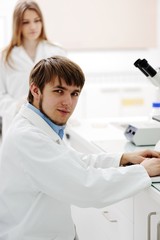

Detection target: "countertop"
[67, 116, 160, 203]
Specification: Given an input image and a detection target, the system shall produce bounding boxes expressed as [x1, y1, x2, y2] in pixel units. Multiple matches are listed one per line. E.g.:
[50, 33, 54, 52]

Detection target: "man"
[0, 56, 160, 240]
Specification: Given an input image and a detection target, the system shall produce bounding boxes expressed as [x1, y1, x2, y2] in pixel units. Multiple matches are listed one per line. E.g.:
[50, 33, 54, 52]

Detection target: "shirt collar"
[26, 103, 66, 139]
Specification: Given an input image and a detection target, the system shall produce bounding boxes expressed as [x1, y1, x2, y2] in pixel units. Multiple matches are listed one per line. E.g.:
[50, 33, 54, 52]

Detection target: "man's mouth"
[58, 109, 70, 114]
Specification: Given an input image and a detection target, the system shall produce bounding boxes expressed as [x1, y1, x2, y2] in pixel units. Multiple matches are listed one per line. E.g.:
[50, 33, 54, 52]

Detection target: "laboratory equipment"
[134, 58, 160, 87]
[150, 102, 160, 119]
[124, 59, 160, 146]
[124, 121, 160, 146]
[134, 58, 160, 116]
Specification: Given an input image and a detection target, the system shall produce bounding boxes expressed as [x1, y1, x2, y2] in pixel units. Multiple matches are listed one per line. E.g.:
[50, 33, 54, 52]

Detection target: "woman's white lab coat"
[0, 40, 66, 134]
[0, 105, 151, 240]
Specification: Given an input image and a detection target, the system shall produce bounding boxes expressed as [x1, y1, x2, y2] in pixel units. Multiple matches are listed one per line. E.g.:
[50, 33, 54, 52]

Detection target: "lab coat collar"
[13, 41, 44, 65]
[19, 105, 64, 144]
[13, 46, 33, 65]
[26, 103, 66, 139]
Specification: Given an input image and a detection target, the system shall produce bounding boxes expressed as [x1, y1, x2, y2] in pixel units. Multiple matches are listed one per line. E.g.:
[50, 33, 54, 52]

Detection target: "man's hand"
[120, 149, 160, 165]
[140, 158, 160, 177]
[120, 150, 160, 177]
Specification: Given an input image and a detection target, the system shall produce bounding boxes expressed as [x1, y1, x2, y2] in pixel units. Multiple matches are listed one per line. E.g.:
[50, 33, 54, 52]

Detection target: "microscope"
[134, 58, 160, 121]
[134, 58, 160, 88]
[124, 58, 160, 146]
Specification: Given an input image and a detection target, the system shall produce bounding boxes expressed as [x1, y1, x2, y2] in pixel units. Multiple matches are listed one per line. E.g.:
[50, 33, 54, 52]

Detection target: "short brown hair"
[27, 56, 85, 103]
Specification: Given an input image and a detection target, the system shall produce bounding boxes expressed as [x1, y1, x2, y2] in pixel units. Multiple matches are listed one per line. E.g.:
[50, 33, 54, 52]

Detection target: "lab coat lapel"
[34, 41, 44, 62]
[19, 105, 63, 144]
[13, 44, 43, 65]
[15, 46, 34, 65]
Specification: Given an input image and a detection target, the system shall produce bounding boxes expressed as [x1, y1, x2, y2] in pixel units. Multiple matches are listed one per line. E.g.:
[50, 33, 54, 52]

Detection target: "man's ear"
[30, 83, 41, 100]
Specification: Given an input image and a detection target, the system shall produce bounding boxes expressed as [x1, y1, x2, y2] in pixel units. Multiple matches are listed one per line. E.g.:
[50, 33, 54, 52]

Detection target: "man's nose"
[62, 94, 72, 106]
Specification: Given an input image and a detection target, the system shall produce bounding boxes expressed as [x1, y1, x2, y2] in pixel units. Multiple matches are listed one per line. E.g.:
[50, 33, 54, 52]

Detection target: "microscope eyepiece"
[134, 59, 142, 68]
[134, 59, 149, 77]
[134, 58, 157, 77]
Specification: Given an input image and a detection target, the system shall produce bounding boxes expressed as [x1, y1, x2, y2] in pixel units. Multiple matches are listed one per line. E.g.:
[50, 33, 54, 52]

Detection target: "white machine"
[124, 59, 160, 146]
[124, 121, 160, 146]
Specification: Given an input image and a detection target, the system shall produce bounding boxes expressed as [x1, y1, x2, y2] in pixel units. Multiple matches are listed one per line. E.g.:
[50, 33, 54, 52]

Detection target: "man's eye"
[72, 92, 79, 97]
[55, 90, 63, 94]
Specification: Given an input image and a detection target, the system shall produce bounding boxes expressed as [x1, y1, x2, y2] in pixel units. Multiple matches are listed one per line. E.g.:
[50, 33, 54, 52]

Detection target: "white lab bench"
[66, 117, 160, 240]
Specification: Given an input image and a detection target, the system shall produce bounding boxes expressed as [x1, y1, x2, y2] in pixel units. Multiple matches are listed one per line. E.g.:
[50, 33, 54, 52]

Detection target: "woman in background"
[0, 0, 66, 136]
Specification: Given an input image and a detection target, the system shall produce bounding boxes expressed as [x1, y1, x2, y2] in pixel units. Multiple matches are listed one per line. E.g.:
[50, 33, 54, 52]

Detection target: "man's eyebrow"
[54, 85, 66, 89]
[54, 85, 81, 92]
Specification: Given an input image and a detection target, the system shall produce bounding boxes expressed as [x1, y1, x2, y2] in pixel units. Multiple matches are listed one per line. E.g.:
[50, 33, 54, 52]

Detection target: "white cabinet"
[101, 198, 133, 240]
[134, 190, 160, 240]
[66, 129, 134, 240]
[67, 120, 160, 240]
[72, 198, 133, 240]
[71, 206, 111, 240]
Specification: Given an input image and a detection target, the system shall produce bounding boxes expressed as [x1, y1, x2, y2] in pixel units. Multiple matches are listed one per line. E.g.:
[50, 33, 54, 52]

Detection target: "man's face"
[32, 77, 81, 125]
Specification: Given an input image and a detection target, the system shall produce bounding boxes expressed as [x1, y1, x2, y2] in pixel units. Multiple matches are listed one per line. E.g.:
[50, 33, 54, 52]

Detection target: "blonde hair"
[3, 0, 48, 64]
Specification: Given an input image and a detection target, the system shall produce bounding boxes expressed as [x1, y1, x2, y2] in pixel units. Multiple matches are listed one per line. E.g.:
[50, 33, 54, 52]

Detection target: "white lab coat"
[0, 40, 66, 135]
[0, 105, 151, 240]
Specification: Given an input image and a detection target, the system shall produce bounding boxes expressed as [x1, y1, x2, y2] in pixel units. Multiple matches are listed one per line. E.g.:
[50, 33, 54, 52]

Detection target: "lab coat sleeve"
[8, 127, 151, 209]
[80, 151, 122, 168]
[0, 58, 18, 117]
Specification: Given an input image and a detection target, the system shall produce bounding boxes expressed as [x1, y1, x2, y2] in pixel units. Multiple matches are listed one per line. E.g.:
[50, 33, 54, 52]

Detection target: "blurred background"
[1, 0, 160, 120]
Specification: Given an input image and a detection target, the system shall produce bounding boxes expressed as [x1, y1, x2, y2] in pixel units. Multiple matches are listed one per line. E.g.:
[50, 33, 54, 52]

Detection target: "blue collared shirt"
[26, 103, 65, 139]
